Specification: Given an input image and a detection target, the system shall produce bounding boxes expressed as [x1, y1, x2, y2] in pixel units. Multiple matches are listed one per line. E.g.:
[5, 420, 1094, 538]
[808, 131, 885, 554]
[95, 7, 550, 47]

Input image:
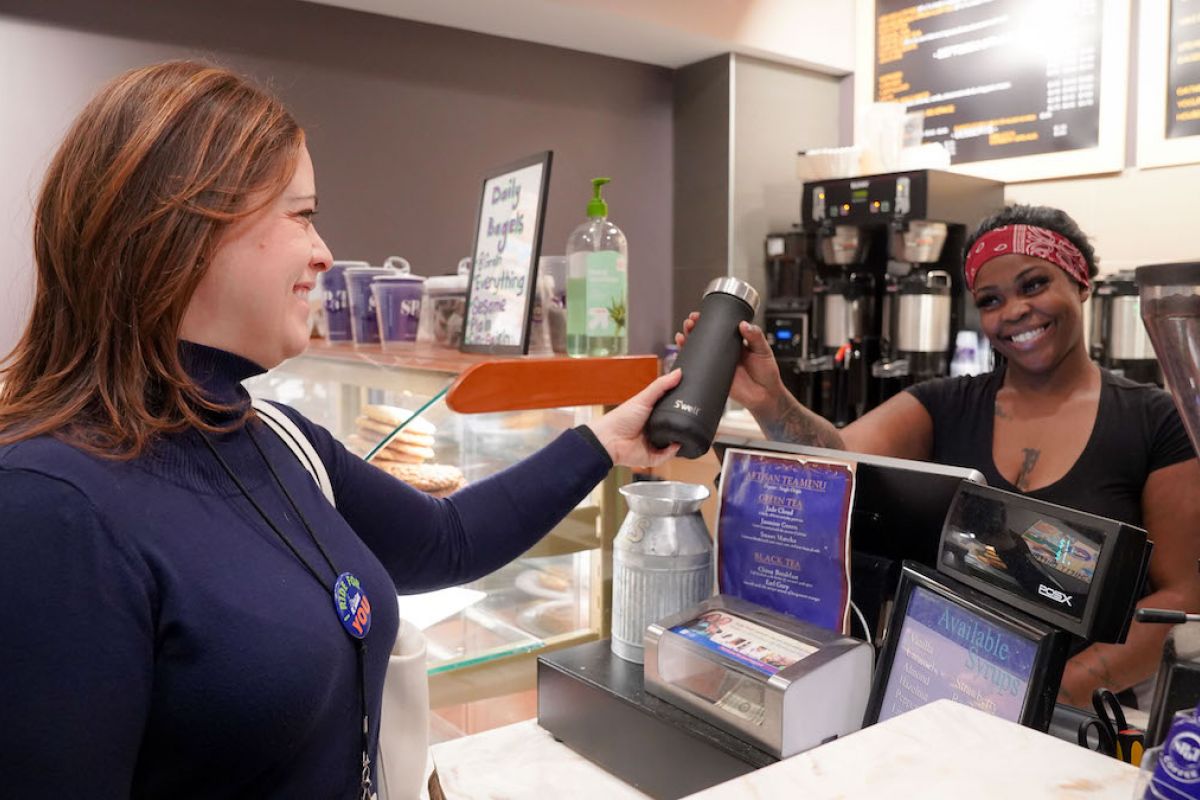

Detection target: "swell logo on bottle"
[673, 399, 701, 416]
[1037, 584, 1073, 607]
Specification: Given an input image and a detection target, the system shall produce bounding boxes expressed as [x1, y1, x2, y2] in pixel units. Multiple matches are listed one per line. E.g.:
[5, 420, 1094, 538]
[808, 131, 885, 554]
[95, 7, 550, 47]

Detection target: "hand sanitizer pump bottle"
[566, 177, 628, 356]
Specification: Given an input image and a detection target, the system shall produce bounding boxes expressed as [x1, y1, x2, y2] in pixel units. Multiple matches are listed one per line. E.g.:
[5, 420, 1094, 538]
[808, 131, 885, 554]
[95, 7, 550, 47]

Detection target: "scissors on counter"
[1077, 688, 1145, 765]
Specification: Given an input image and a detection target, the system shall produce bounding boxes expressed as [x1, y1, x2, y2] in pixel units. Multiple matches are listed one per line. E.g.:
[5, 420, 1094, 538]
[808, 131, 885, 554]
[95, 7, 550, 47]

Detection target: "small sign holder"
[461, 150, 553, 355]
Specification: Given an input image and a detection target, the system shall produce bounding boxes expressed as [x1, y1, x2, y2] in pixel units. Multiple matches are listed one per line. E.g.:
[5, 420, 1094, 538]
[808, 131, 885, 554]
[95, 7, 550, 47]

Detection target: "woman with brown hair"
[0, 61, 680, 798]
[680, 204, 1200, 711]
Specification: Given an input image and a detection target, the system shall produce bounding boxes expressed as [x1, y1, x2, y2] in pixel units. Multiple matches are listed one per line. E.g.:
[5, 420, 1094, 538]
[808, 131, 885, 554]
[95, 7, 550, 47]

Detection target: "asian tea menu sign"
[717, 449, 854, 634]
[874, 0, 1103, 165]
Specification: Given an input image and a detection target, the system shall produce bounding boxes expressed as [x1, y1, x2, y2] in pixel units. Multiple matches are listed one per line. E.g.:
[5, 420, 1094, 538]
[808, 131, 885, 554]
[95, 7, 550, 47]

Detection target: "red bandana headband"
[964, 224, 1090, 291]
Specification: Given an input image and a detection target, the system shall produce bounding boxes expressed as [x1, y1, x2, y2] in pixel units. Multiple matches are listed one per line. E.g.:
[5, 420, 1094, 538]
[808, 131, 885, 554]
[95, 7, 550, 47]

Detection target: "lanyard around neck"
[200, 424, 375, 800]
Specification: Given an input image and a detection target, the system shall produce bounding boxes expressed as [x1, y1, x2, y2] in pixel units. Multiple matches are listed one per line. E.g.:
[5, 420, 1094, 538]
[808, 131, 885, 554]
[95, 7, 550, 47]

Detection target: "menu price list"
[877, 587, 1037, 724]
[875, 0, 1103, 164]
[1170, 0, 1200, 139]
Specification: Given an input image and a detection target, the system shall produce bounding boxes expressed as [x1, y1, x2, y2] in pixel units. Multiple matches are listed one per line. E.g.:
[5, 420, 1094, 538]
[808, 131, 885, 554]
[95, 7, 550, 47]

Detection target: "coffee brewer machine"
[1090, 270, 1163, 386]
[798, 170, 1005, 425]
[763, 228, 821, 409]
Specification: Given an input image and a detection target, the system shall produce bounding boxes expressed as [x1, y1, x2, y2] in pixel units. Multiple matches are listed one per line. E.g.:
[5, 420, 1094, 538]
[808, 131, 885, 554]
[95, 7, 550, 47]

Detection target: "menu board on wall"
[461, 151, 552, 355]
[875, 0, 1102, 164]
[1169, 0, 1200, 139]
[857, 0, 1129, 182]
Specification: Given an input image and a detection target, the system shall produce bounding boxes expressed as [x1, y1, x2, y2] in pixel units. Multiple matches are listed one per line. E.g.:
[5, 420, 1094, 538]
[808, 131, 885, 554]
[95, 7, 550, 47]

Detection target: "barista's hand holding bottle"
[673, 309, 846, 451]
[646, 278, 760, 458]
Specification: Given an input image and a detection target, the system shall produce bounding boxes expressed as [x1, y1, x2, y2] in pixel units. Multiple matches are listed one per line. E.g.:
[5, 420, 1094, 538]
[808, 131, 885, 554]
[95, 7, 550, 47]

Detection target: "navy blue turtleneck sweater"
[0, 343, 612, 798]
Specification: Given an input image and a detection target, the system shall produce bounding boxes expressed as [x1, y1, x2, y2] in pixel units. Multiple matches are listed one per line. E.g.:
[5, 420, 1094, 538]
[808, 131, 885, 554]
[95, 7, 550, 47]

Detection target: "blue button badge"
[332, 572, 372, 639]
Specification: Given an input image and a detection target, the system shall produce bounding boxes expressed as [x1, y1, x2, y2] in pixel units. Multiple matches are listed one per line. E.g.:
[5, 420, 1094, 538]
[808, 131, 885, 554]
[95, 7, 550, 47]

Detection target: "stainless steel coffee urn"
[611, 481, 714, 664]
[1091, 271, 1163, 385]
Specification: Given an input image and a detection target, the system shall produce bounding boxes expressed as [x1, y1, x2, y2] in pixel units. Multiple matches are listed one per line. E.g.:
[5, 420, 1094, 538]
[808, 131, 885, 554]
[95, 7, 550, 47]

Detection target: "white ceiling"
[300, 0, 856, 74]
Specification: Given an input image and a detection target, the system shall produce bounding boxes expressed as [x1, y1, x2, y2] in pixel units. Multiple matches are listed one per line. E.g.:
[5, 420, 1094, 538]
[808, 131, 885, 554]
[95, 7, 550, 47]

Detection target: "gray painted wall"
[0, 0, 673, 357]
[669, 54, 843, 328]
[731, 55, 841, 318]
[671, 55, 731, 333]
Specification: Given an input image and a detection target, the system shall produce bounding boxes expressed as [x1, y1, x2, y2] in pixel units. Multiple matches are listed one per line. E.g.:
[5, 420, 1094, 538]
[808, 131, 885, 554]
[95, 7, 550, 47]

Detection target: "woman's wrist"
[574, 424, 616, 466]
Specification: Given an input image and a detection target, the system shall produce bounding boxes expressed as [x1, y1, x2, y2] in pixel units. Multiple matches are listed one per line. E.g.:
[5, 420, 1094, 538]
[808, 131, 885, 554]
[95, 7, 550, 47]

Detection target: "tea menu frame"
[461, 150, 553, 355]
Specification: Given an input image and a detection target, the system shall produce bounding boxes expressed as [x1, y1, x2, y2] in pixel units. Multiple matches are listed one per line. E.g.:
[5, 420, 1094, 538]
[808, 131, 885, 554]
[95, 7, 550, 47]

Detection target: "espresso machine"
[799, 170, 1005, 424]
[1089, 270, 1163, 386]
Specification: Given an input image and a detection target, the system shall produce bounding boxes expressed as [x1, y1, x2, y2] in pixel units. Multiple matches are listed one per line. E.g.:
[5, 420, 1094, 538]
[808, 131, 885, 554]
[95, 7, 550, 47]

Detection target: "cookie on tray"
[360, 404, 437, 436]
[380, 462, 466, 494]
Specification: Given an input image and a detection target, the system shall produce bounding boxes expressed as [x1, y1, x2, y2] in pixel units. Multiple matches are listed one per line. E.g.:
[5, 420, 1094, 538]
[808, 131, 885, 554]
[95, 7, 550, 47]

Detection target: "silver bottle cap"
[703, 277, 760, 312]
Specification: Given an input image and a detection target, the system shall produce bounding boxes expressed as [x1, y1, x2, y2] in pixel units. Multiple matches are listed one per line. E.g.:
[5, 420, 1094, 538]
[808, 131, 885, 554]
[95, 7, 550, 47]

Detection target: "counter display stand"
[247, 340, 657, 736]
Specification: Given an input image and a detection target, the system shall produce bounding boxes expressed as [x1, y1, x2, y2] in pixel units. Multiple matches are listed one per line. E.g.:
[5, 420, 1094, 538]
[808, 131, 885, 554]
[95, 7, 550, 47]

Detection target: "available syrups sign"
[716, 449, 855, 635]
[462, 151, 552, 355]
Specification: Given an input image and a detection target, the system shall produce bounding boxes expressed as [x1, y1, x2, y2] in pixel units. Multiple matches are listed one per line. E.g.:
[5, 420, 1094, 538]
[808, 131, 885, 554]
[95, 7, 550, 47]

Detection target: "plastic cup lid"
[372, 273, 426, 282]
[425, 274, 469, 293]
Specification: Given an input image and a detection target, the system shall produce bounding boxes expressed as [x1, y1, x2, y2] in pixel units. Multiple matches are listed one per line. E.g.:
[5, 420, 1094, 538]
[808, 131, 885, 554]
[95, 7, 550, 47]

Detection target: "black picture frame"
[460, 150, 553, 355]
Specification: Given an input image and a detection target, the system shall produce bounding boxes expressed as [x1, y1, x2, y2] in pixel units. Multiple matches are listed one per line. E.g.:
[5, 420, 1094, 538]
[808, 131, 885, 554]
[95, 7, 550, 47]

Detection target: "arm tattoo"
[761, 396, 844, 450]
[994, 403, 1010, 419]
[1014, 448, 1040, 490]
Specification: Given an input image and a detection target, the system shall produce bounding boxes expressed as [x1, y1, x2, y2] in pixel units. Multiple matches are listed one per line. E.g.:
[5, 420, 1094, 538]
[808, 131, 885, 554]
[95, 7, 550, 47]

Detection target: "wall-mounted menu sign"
[875, 0, 1102, 164]
[1138, 0, 1200, 168]
[462, 151, 552, 355]
[858, 0, 1128, 182]
[1169, 0, 1200, 139]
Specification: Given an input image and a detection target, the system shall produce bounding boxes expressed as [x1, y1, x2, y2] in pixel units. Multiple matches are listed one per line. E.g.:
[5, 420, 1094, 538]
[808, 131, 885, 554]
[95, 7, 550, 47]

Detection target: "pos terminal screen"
[877, 586, 1039, 723]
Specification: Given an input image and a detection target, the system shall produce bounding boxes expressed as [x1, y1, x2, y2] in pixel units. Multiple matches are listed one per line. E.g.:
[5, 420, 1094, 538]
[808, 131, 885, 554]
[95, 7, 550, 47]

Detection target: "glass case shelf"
[247, 341, 655, 712]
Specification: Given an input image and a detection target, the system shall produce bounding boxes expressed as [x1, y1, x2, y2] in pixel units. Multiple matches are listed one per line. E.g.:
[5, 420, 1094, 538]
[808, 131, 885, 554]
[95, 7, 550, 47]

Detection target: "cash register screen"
[876, 585, 1039, 724]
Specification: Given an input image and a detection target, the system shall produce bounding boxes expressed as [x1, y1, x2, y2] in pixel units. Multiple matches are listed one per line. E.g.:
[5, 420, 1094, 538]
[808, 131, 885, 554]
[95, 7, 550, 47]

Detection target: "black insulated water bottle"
[648, 277, 760, 458]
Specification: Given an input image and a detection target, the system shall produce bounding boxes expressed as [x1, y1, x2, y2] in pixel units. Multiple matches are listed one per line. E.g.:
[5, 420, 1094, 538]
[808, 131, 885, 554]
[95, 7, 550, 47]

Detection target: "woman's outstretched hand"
[675, 312, 784, 415]
[589, 368, 683, 468]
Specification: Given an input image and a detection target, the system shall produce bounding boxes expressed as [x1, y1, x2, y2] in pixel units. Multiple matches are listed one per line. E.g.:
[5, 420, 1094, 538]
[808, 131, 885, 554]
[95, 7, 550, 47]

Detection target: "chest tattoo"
[1015, 448, 1040, 490]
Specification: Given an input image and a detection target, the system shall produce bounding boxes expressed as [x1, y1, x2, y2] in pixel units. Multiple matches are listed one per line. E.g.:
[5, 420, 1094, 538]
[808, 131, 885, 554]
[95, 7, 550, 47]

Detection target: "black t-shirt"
[906, 368, 1195, 527]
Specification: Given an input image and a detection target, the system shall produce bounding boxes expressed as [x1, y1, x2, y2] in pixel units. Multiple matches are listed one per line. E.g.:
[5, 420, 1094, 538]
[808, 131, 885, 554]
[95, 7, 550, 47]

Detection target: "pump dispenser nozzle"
[587, 177, 611, 218]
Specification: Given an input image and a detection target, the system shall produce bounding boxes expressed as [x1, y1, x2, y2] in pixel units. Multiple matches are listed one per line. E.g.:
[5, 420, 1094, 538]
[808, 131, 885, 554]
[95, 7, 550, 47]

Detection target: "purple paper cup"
[323, 261, 368, 342]
[372, 275, 426, 349]
[345, 267, 399, 345]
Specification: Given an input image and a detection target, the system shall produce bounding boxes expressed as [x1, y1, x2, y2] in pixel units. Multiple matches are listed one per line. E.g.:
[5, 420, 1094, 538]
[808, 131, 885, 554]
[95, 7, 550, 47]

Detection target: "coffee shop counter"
[429, 700, 1137, 799]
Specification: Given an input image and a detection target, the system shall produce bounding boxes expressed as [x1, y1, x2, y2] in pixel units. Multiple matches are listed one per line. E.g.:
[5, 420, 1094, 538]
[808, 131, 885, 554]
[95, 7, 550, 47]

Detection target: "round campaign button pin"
[332, 572, 372, 639]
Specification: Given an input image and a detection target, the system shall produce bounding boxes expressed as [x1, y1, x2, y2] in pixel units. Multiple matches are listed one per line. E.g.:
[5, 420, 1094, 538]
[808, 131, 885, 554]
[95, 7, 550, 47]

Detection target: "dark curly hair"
[964, 204, 1099, 281]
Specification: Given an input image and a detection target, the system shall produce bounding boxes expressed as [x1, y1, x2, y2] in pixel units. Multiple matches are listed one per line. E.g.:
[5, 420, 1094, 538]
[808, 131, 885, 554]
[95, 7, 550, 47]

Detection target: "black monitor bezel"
[863, 561, 1069, 732]
[936, 482, 1151, 643]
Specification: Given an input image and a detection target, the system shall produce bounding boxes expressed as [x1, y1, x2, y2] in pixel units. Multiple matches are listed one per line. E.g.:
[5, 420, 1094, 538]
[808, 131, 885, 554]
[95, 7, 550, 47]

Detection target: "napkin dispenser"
[644, 595, 873, 758]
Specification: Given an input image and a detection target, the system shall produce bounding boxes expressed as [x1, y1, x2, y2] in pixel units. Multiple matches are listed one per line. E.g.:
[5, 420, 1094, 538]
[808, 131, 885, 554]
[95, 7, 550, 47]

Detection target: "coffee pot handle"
[926, 270, 952, 290]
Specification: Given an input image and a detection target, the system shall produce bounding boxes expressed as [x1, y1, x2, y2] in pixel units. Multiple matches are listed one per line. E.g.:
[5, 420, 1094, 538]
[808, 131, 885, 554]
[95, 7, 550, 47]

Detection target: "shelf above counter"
[292, 340, 660, 412]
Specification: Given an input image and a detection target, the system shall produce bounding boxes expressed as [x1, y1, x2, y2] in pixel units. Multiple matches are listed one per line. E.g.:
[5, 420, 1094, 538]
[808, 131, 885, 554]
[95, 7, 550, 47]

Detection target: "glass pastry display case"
[246, 340, 658, 722]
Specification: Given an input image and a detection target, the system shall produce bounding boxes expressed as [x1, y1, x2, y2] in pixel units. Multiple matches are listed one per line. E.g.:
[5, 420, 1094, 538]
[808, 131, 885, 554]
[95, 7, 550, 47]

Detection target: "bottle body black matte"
[648, 285, 757, 458]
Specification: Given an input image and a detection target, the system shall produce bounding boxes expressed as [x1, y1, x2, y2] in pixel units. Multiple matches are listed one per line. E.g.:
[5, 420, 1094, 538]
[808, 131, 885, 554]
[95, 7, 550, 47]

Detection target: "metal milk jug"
[612, 481, 714, 664]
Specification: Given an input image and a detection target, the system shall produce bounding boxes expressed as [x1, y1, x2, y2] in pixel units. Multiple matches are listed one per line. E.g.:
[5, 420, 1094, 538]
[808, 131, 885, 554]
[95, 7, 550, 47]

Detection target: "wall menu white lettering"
[1169, 0, 1200, 139]
[875, 0, 1103, 164]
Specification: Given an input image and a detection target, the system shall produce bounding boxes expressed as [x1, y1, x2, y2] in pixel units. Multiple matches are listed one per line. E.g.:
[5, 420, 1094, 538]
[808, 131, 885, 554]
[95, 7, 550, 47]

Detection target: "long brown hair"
[0, 60, 304, 458]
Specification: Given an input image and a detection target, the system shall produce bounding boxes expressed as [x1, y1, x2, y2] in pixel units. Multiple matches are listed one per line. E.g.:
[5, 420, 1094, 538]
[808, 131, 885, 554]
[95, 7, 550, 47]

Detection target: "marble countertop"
[430, 719, 652, 800]
[431, 701, 1139, 800]
[690, 699, 1139, 800]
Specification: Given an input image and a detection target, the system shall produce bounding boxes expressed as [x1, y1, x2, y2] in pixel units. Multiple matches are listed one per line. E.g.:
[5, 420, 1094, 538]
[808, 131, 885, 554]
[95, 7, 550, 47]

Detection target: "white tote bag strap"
[250, 396, 430, 800]
[250, 398, 336, 507]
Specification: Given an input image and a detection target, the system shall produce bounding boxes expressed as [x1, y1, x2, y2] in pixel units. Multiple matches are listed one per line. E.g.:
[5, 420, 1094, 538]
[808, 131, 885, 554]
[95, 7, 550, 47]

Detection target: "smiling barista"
[678, 204, 1200, 708]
